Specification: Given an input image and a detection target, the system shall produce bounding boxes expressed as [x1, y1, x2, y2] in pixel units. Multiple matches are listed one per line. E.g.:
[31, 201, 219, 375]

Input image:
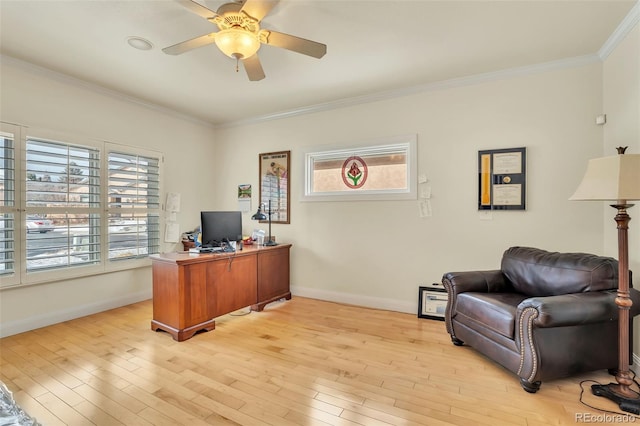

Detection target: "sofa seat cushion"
[501, 246, 618, 297]
[456, 292, 529, 339]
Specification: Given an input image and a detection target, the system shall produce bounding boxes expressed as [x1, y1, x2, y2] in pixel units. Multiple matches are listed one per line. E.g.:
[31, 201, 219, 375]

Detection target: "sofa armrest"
[515, 288, 640, 384]
[516, 289, 640, 328]
[442, 270, 512, 295]
[443, 270, 513, 340]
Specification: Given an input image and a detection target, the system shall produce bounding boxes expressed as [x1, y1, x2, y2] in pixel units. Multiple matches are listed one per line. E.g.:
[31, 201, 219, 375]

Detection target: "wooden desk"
[150, 244, 291, 341]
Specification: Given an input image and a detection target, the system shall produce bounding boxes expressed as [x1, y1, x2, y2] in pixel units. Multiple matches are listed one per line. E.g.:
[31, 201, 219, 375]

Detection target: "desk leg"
[151, 319, 216, 342]
[252, 292, 292, 312]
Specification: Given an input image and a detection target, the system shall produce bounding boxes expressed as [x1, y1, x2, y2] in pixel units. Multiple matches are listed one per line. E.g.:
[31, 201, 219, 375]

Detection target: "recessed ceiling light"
[127, 36, 153, 51]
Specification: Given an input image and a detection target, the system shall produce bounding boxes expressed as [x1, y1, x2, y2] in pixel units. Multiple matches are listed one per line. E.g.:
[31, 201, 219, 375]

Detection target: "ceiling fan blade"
[265, 30, 326, 59]
[240, 0, 279, 22]
[242, 54, 266, 81]
[162, 33, 217, 55]
[176, 0, 219, 20]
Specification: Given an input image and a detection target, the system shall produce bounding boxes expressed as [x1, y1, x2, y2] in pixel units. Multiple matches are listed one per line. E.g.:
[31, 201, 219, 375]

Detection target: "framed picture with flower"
[259, 150, 290, 224]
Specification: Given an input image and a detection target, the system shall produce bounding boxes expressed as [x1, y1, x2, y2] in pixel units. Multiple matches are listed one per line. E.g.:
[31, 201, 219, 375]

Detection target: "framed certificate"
[478, 147, 526, 210]
[418, 285, 447, 321]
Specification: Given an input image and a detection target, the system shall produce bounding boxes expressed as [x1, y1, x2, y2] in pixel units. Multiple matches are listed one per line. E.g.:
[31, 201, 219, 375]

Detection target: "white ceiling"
[0, 0, 636, 127]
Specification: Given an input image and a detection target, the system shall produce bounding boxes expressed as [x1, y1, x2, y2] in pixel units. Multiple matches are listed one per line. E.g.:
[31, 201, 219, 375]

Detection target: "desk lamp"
[251, 200, 277, 246]
[570, 147, 640, 414]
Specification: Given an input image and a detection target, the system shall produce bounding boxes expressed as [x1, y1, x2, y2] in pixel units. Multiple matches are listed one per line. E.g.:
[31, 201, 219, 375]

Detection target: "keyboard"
[189, 246, 223, 253]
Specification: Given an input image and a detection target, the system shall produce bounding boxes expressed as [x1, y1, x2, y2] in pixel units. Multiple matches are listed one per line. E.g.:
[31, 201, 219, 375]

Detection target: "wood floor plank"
[35, 391, 93, 425]
[121, 384, 212, 426]
[72, 400, 125, 426]
[75, 383, 153, 425]
[2, 297, 637, 425]
[136, 406, 184, 426]
[191, 393, 265, 426]
[11, 390, 67, 426]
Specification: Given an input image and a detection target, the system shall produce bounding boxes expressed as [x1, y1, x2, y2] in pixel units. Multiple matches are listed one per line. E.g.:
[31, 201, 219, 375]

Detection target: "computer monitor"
[200, 211, 242, 247]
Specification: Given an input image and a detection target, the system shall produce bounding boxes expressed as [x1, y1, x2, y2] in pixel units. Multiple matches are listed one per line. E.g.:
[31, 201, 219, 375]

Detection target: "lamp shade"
[570, 154, 640, 201]
[215, 28, 260, 59]
[251, 208, 267, 221]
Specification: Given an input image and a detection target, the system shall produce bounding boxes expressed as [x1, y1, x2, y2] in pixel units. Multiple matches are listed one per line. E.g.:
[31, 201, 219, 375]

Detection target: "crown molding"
[0, 54, 216, 129]
[598, 0, 640, 60]
[3, 2, 636, 131]
[219, 54, 601, 129]
[0, 48, 609, 131]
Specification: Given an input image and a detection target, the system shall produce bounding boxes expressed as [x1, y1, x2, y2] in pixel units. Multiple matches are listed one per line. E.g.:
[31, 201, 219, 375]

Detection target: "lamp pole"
[265, 199, 277, 246]
[570, 148, 640, 414]
[591, 204, 639, 413]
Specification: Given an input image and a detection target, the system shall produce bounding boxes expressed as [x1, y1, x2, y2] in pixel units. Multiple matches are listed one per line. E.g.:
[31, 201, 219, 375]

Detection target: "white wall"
[602, 22, 640, 355]
[214, 62, 606, 313]
[0, 58, 217, 336]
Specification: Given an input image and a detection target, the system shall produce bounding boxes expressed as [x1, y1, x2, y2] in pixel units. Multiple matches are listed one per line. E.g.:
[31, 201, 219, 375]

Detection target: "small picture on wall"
[238, 184, 252, 199]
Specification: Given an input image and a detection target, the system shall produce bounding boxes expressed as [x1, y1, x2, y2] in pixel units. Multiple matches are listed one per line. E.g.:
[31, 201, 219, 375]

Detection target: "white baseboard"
[290, 285, 416, 315]
[0, 290, 152, 338]
[291, 285, 640, 367]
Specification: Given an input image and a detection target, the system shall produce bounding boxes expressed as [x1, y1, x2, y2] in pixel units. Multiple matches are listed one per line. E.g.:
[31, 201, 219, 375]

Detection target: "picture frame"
[418, 285, 447, 321]
[259, 150, 290, 224]
[478, 147, 526, 210]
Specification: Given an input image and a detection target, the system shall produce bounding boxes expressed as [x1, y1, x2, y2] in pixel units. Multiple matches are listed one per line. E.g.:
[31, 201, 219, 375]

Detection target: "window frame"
[302, 134, 417, 202]
[0, 123, 163, 288]
[105, 142, 162, 271]
[24, 132, 103, 282]
[0, 123, 22, 287]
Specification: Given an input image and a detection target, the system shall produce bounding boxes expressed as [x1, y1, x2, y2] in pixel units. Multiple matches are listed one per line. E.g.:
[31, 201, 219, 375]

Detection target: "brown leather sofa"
[442, 246, 640, 393]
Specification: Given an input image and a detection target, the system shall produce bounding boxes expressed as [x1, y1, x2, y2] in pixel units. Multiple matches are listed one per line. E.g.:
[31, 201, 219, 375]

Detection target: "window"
[0, 122, 162, 288]
[25, 138, 101, 272]
[303, 134, 417, 201]
[107, 150, 160, 261]
[0, 126, 18, 286]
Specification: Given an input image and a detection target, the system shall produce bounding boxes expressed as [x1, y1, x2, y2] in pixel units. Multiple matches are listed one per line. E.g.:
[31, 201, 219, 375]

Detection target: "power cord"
[578, 368, 640, 419]
[219, 238, 237, 271]
[227, 247, 236, 271]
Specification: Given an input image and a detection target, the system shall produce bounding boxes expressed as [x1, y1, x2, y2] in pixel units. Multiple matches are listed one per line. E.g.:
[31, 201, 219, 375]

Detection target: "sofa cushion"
[456, 292, 529, 339]
[501, 246, 618, 297]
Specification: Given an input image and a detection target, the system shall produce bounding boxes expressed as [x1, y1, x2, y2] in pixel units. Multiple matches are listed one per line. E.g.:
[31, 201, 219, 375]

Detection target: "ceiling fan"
[162, 0, 327, 81]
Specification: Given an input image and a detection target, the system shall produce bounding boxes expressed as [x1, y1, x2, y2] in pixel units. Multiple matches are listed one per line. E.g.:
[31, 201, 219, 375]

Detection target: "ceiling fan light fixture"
[215, 28, 260, 59]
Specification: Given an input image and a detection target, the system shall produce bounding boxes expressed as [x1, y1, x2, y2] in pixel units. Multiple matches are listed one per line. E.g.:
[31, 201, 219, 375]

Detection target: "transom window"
[303, 134, 417, 201]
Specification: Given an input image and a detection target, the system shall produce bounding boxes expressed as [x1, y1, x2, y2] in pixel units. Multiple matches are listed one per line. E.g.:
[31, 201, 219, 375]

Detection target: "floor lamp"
[570, 147, 640, 414]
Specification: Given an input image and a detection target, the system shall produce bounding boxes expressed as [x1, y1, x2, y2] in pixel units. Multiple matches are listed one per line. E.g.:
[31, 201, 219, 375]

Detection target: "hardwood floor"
[0, 297, 635, 425]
